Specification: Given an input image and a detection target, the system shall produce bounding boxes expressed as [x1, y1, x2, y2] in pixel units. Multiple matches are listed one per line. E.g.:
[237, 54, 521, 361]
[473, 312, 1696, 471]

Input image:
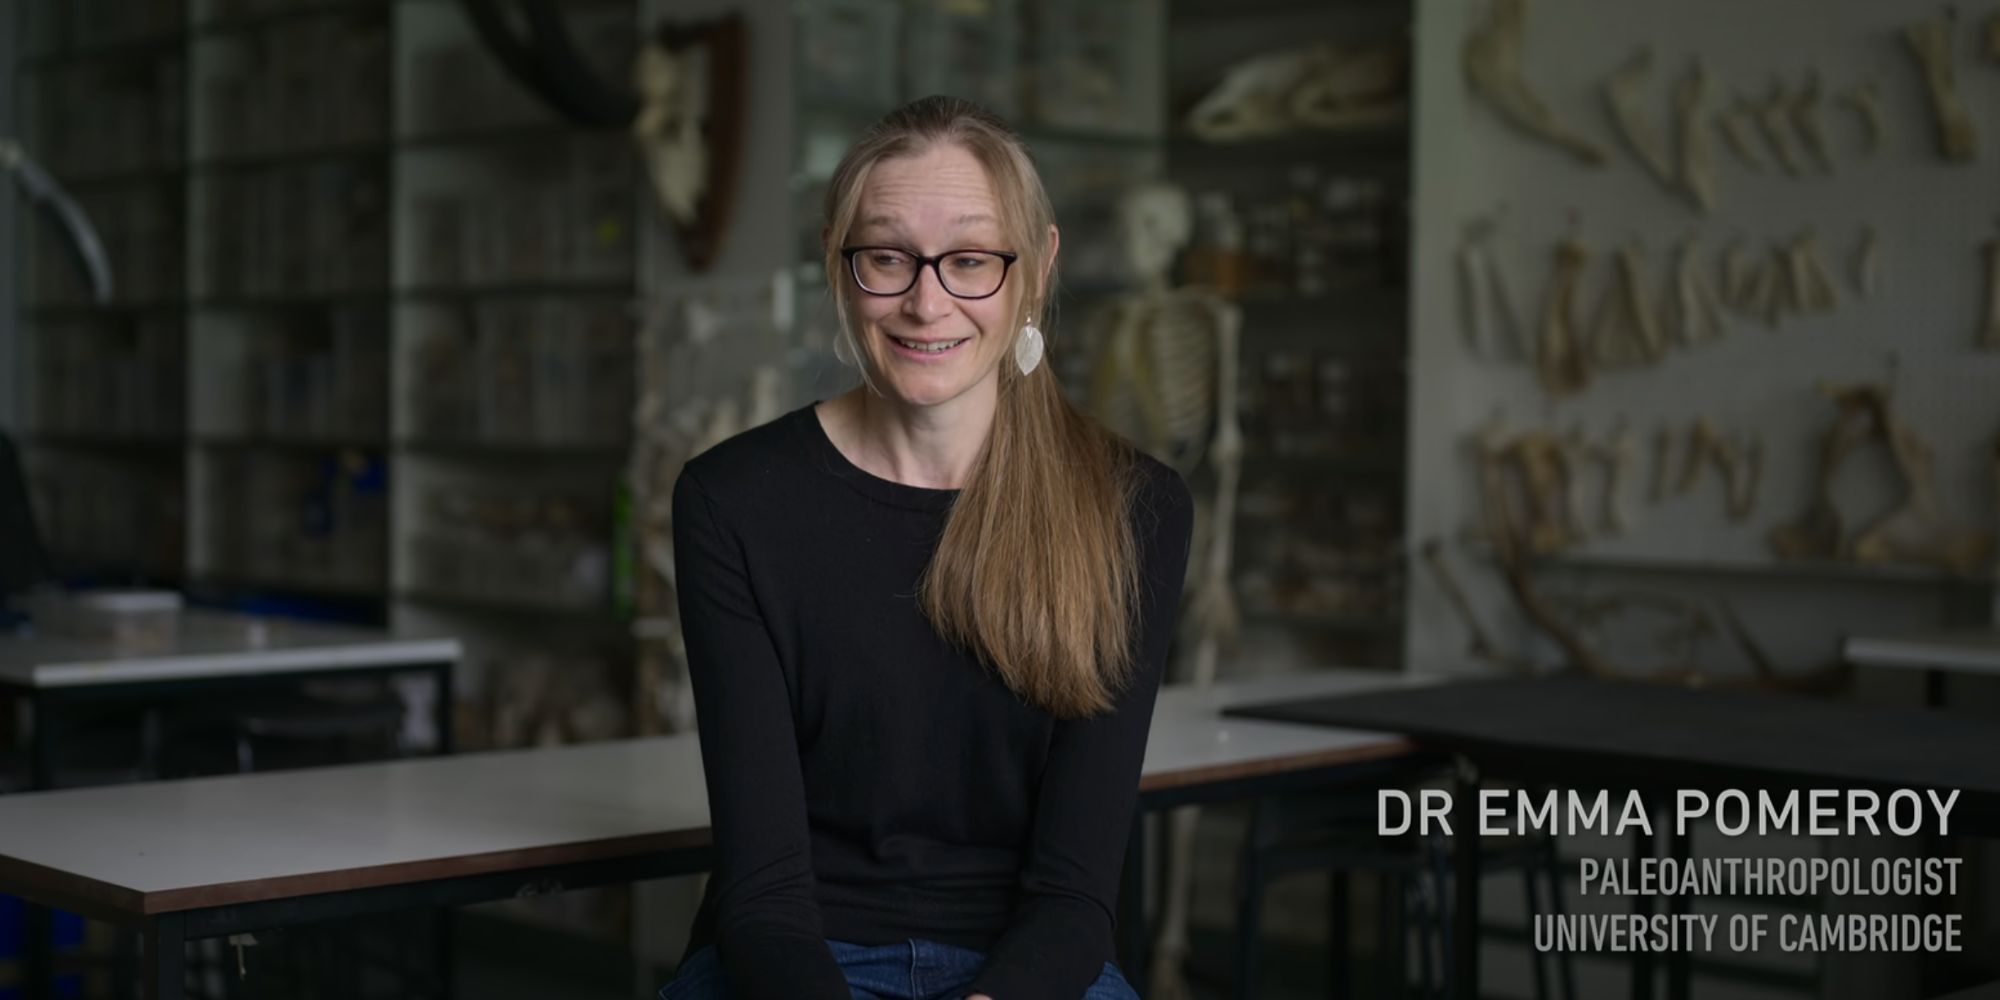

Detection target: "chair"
[1234, 785, 1577, 1000]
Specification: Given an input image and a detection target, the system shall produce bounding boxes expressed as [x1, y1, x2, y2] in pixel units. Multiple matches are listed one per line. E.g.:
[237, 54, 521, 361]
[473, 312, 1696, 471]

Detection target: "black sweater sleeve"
[672, 471, 850, 1000]
[966, 469, 1196, 999]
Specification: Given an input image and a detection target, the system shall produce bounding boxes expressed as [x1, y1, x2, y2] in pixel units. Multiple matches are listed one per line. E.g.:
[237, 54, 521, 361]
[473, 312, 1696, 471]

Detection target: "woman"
[662, 95, 1193, 1000]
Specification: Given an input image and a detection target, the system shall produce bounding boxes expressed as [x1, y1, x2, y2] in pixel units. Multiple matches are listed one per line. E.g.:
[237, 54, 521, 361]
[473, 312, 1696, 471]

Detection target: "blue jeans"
[659, 938, 1139, 1000]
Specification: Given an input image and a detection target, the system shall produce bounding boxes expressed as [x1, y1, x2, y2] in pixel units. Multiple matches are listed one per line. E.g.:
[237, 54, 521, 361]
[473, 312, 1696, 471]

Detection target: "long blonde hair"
[822, 96, 1141, 719]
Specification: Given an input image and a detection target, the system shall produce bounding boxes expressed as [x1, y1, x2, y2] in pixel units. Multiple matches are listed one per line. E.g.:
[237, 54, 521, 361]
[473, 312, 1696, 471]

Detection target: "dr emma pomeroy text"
[1380, 788, 1962, 837]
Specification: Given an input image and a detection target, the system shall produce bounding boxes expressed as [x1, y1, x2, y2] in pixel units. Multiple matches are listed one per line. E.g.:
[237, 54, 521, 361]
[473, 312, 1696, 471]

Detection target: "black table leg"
[144, 914, 184, 1000]
[1925, 669, 1945, 709]
[29, 689, 55, 790]
[1452, 757, 1481, 999]
[1118, 812, 1149, 995]
[23, 899, 52, 1000]
[1667, 819, 1691, 1000]
[432, 663, 455, 755]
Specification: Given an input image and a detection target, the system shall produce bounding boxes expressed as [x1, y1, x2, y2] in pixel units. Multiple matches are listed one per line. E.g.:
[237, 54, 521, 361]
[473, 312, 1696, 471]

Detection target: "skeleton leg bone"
[1905, 14, 1979, 162]
[1671, 235, 1725, 347]
[1789, 69, 1835, 173]
[1421, 539, 1502, 662]
[1715, 99, 1769, 171]
[1589, 240, 1663, 369]
[1853, 226, 1882, 298]
[1464, 0, 1610, 165]
[1675, 61, 1718, 212]
[1784, 231, 1840, 315]
[1677, 418, 1720, 496]
[1538, 236, 1593, 395]
[1755, 82, 1807, 176]
[1590, 418, 1639, 534]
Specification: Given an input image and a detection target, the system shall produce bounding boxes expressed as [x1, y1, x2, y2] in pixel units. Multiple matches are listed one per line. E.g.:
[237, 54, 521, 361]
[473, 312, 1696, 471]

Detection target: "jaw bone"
[1464, 0, 1610, 166]
[1905, 14, 1979, 162]
[1674, 62, 1717, 212]
[1603, 47, 1677, 188]
[1837, 78, 1884, 155]
[1789, 70, 1835, 173]
[1715, 98, 1770, 171]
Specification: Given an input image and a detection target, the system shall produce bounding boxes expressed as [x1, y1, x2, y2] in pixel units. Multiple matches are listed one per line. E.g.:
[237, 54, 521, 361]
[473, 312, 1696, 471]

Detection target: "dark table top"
[1227, 676, 2000, 831]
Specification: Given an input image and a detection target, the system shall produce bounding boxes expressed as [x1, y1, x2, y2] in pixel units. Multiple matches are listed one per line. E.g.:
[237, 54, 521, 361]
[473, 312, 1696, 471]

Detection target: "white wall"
[630, 0, 798, 975]
[1407, 0, 2000, 678]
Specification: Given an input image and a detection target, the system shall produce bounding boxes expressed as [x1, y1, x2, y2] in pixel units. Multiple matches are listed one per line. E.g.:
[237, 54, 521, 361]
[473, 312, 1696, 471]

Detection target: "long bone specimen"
[1588, 240, 1663, 369]
[1561, 424, 1594, 542]
[1456, 213, 1528, 361]
[1782, 231, 1839, 316]
[1674, 62, 1717, 212]
[1537, 235, 1592, 395]
[1716, 431, 1764, 521]
[1789, 70, 1835, 173]
[1905, 14, 1979, 162]
[1670, 235, 1725, 347]
[1603, 47, 1676, 187]
[1715, 97, 1769, 171]
[1755, 81, 1807, 176]
[1853, 227, 1882, 298]
[1464, 0, 1609, 165]
[1420, 538, 1507, 665]
[1837, 78, 1884, 155]
[1719, 239, 1757, 311]
[1677, 418, 1721, 496]
[1587, 418, 1639, 534]
[1649, 425, 1674, 503]
[1982, 236, 2000, 350]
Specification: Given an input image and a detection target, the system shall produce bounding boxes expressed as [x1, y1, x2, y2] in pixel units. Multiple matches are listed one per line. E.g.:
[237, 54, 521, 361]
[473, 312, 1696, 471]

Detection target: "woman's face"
[842, 143, 1026, 411]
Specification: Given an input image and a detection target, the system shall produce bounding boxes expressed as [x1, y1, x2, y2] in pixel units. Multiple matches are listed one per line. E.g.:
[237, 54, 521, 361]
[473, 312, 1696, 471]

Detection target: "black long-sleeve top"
[671, 404, 1193, 1000]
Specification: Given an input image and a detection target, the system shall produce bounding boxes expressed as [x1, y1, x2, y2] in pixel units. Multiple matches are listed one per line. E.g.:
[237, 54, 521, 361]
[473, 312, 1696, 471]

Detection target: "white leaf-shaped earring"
[1014, 321, 1044, 376]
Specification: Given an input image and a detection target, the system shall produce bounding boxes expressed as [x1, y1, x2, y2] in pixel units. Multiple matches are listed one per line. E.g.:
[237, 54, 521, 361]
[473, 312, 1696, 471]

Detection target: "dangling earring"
[1014, 321, 1045, 376]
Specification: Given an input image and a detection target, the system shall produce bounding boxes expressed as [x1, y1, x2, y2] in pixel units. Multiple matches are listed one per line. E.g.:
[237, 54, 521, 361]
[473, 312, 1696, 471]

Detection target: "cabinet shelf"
[193, 435, 390, 452]
[397, 587, 616, 620]
[193, 292, 393, 309]
[20, 432, 187, 453]
[192, 143, 393, 172]
[397, 282, 635, 301]
[21, 36, 184, 71]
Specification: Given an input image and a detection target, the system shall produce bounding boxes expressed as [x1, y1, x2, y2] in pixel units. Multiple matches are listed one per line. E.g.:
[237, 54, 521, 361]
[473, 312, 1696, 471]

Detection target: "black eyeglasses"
[840, 246, 1019, 299]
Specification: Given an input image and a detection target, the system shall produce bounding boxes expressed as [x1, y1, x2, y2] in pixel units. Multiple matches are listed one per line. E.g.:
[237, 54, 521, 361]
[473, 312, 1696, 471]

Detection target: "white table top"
[0, 612, 461, 689]
[1842, 628, 2000, 675]
[0, 667, 1420, 917]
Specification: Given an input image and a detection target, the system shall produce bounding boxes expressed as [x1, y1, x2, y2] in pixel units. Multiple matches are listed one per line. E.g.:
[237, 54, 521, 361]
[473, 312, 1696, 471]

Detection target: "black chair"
[1234, 787, 1577, 1000]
